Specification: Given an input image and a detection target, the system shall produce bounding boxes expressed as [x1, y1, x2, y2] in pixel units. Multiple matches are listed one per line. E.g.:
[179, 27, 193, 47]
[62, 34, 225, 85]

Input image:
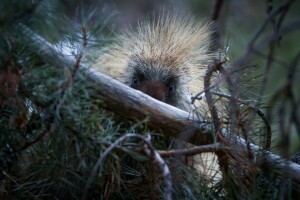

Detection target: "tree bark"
[19, 24, 300, 182]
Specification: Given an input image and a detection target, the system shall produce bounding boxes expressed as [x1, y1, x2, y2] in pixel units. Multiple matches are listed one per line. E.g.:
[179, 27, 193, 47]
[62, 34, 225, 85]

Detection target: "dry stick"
[204, 61, 230, 187]
[251, 48, 288, 67]
[204, 62, 223, 132]
[125, 142, 228, 159]
[158, 142, 225, 157]
[208, 1, 232, 187]
[210, 0, 224, 52]
[54, 26, 88, 117]
[19, 24, 300, 182]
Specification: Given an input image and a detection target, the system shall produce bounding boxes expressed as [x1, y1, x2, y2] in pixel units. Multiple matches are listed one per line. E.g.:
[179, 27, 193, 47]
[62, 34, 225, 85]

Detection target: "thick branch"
[19, 24, 300, 182]
[19, 24, 213, 146]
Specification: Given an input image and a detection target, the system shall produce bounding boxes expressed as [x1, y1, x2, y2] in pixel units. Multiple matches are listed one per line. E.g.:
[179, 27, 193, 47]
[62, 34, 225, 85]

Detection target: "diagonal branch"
[18, 23, 213, 146]
[19, 24, 300, 182]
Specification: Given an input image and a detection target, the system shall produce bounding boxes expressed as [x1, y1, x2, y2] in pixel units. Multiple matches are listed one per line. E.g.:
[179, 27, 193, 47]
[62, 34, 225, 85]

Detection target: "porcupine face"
[128, 60, 181, 107]
[94, 14, 213, 110]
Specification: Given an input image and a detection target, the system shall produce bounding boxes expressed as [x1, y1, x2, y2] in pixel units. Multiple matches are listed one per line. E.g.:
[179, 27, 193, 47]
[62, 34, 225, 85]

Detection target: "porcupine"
[93, 14, 214, 112]
[93, 14, 221, 182]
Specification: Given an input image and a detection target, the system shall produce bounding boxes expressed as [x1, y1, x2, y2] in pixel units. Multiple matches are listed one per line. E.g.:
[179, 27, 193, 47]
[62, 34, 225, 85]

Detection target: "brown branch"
[204, 60, 230, 187]
[158, 142, 225, 157]
[19, 24, 300, 183]
[210, 0, 224, 52]
[55, 26, 88, 116]
[19, 24, 213, 146]
[204, 61, 223, 131]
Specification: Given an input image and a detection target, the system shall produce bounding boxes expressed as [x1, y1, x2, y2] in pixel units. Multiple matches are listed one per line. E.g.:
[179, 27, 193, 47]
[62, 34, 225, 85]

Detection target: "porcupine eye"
[166, 76, 177, 96]
[132, 78, 138, 85]
[168, 85, 174, 93]
[131, 74, 143, 88]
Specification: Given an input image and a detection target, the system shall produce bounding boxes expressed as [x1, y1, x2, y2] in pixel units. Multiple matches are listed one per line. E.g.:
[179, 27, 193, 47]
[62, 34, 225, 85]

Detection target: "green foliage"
[0, 0, 299, 199]
[0, 1, 217, 199]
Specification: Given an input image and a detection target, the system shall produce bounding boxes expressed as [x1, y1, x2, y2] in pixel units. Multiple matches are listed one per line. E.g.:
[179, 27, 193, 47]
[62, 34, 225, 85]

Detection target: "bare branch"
[19, 24, 300, 183]
[203, 59, 230, 186]
[55, 26, 88, 118]
[18, 23, 214, 146]
[210, 0, 225, 51]
[159, 142, 225, 157]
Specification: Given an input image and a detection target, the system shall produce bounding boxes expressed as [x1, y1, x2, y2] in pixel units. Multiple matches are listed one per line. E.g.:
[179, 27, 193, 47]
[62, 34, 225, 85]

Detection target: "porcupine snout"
[135, 80, 167, 102]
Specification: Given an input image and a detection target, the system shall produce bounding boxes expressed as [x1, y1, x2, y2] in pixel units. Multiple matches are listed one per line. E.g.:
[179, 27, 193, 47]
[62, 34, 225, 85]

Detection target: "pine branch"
[158, 142, 225, 157]
[18, 24, 300, 182]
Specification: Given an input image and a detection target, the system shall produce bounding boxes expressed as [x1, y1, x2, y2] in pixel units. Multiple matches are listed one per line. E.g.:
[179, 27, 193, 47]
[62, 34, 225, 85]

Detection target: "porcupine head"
[93, 14, 214, 113]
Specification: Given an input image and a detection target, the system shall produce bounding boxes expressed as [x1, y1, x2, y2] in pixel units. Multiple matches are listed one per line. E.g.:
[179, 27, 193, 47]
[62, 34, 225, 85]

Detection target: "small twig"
[239, 122, 254, 160]
[251, 48, 288, 67]
[158, 142, 225, 157]
[259, 0, 292, 103]
[211, 0, 224, 21]
[274, 0, 292, 37]
[204, 60, 226, 131]
[14, 27, 89, 153]
[210, 0, 224, 51]
[259, 40, 275, 102]
[16, 130, 47, 152]
[143, 141, 173, 200]
[266, 0, 276, 30]
[54, 26, 88, 117]
[203, 59, 230, 187]
[191, 80, 221, 104]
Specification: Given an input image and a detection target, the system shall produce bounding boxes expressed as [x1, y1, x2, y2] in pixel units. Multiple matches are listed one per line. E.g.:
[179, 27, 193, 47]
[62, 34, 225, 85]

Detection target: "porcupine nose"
[139, 80, 167, 103]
